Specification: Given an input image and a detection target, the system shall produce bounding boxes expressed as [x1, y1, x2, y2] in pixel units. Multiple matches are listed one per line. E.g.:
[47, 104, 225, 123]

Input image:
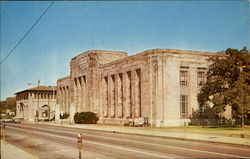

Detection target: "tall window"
[180, 95, 188, 117]
[197, 71, 206, 86]
[180, 70, 188, 86]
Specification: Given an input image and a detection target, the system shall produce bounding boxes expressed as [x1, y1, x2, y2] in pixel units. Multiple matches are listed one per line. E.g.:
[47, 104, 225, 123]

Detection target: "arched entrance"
[41, 105, 50, 120]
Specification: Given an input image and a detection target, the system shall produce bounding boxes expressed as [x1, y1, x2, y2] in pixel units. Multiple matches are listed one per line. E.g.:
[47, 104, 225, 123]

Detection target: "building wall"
[57, 49, 215, 127]
[16, 91, 56, 121]
[160, 49, 212, 126]
[57, 76, 71, 113]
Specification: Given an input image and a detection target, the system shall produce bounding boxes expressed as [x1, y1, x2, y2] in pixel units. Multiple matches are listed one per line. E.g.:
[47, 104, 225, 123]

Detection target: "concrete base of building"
[162, 119, 191, 127]
[99, 118, 191, 127]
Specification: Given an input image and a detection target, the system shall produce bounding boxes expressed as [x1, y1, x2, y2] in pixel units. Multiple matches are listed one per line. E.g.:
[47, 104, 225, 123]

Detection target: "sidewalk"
[29, 121, 250, 147]
[1, 140, 38, 159]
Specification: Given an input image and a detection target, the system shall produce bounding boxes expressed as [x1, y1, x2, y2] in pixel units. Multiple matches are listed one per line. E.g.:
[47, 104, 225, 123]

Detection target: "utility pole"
[53, 86, 55, 121]
[37, 80, 40, 124]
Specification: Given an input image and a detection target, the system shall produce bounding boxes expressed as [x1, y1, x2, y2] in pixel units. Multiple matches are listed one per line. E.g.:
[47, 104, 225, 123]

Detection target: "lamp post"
[37, 80, 40, 123]
[52, 86, 55, 121]
[28, 80, 40, 124]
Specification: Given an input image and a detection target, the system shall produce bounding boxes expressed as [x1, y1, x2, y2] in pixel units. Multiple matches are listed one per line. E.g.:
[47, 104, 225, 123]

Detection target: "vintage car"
[124, 117, 150, 127]
[13, 117, 23, 124]
[2, 118, 14, 123]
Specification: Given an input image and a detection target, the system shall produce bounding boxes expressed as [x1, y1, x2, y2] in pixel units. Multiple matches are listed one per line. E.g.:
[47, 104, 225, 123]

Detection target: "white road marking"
[7, 124, 250, 158]
[8, 126, 172, 159]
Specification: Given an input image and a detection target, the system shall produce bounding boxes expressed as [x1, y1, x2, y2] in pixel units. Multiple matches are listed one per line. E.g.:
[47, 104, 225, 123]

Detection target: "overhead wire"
[0, 1, 55, 64]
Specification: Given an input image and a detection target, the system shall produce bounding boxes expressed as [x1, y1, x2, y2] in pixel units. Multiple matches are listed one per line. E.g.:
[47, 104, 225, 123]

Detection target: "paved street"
[3, 123, 250, 159]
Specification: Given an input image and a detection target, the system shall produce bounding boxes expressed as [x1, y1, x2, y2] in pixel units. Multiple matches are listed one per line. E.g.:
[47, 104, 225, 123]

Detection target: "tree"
[0, 97, 16, 115]
[197, 48, 250, 127]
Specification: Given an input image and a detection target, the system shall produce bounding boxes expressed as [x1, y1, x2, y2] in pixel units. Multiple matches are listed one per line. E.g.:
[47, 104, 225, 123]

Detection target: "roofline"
[71, 50, 128, 61]
[15, 86, 56, 95]
[99, 48, 216, 67]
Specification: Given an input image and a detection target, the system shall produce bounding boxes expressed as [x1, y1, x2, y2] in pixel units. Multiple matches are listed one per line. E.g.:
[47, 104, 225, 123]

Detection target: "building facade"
[57, 49, 215, 127]
[15, 86, 57, 121]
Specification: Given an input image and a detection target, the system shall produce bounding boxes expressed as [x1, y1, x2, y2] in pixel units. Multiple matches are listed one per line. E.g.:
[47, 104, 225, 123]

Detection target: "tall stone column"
[70, 103, 76, 124]
[63, 87, 65, 112]
[65, 87, 69, 113]
[68, 86, 71, 111]
[122, 73, 127, 118]
[125, 71, 132, 118]
[131, 70, 136, 118]
[62, 87, 65, 112]
[117, 73, 123, 118]
[81, 76, 86, 112]
[55, 104, 61, 123]
[107, 76, 110, 117]
[57, 87, 61, 105]
[80, 77, 83, 111]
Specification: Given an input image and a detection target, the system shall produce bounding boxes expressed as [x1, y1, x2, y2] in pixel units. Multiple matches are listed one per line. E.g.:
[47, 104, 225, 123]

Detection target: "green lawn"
[159, 125, 250, 136]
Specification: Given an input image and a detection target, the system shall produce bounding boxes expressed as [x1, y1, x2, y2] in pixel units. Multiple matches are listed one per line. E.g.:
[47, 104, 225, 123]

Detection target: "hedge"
[74, 112, 98, 124]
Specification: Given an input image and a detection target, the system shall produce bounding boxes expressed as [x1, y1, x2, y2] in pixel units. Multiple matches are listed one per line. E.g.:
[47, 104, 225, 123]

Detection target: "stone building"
[57, 49, 215, 127]
[15, 86, 57, 121]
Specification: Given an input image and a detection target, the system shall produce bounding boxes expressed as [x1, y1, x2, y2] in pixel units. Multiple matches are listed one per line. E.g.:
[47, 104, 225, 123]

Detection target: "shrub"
[74, 112, 99, 124]
[60, 113, 70, 119]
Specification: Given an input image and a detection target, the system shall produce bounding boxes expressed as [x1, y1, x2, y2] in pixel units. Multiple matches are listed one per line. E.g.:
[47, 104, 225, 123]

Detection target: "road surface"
[3, 123, 250, 159]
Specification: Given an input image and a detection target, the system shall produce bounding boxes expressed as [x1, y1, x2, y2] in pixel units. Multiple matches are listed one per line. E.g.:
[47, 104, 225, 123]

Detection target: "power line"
[0, 1, 55, 64]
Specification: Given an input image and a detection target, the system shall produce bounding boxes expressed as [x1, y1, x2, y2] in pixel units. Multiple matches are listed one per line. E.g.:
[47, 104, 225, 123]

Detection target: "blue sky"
[1, 1, 249, 100]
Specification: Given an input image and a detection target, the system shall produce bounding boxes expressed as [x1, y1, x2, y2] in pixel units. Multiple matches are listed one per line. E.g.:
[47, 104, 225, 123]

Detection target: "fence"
[190, 118, 250, 127]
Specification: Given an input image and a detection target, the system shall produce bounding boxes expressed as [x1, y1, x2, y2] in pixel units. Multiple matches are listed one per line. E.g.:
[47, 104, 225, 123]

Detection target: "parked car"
[3, 118, 14, 123]
[124, 117, 150, 127]
[124, 118, 134, 127]
[13, 118, 22, 124]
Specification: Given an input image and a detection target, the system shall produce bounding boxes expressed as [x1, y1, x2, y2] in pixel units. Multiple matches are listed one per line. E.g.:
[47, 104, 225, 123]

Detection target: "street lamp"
[52, 86, 56, 121]
[28, 80, 40, 123]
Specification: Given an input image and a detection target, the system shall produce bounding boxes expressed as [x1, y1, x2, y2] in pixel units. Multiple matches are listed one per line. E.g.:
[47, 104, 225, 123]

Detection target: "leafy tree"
[197, 48, 250, 127]
[0, 97, 16, 115]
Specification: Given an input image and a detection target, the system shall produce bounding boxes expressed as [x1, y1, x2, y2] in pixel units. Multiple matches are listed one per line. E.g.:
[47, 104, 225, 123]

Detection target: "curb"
[25, 122, 250, 147]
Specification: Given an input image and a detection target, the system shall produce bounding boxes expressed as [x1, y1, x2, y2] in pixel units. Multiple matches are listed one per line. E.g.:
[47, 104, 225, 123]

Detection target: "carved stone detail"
[87, 53, 99, 67]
